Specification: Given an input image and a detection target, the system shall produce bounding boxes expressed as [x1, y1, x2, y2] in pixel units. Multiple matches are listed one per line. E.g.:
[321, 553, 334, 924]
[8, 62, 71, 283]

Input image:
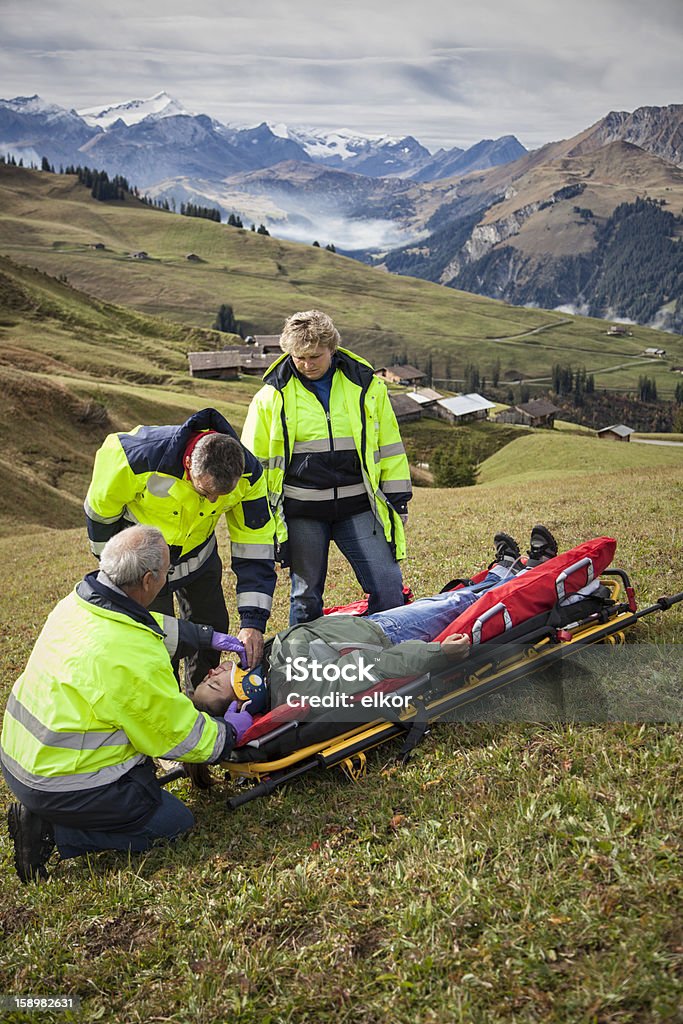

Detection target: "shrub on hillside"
[431, 445, 478, 487]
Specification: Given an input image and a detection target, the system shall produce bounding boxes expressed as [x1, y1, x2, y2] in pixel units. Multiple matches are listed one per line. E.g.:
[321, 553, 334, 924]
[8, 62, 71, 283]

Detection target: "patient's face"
[192, 665, 235, 716]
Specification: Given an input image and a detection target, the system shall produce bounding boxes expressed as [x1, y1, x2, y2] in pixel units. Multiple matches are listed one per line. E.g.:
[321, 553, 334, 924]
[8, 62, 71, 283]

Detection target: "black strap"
[397, 698, 431, 763]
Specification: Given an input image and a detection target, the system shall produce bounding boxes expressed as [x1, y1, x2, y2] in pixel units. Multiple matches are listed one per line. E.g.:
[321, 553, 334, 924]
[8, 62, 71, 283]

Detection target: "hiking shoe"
[7, 803, 55, 884]
[527, 524, 559, 567]
[491, 532, 521, 569]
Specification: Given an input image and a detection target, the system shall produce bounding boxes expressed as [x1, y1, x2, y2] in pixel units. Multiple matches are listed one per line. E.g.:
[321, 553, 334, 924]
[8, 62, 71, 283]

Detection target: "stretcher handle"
[471, 602, 513, 646]
[633, 591, 683, 618]
[226, 759, 318, 809]
[555, 557, 594, 602]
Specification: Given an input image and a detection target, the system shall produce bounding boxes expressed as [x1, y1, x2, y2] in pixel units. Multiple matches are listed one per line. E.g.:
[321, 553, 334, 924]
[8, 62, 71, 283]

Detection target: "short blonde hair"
[279, 310, 341, 357]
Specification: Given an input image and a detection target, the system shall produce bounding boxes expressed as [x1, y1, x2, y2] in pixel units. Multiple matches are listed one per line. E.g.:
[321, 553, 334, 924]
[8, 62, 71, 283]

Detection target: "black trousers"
[150, 555, 229, 692]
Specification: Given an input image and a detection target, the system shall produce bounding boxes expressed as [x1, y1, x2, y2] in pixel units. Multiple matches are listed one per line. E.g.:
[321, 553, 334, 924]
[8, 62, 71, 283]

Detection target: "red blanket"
[435, 537, 616, 646]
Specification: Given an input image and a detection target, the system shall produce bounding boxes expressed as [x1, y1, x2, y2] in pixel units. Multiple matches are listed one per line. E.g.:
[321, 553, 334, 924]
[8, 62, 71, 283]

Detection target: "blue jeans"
[54, 789, 195, 859]
[287, 511, 405, 625]
[367, 566, 511, 643]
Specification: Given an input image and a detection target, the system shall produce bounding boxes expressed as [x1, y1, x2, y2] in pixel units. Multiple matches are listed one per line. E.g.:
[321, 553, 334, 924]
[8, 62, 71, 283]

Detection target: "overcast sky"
[2, 0, 681, 151]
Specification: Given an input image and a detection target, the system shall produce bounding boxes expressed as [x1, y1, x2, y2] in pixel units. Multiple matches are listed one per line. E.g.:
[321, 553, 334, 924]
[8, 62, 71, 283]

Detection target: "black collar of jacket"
[76, 572, 165, 635]
[155, 408, 240, 477]
[263, 350, 375, 392]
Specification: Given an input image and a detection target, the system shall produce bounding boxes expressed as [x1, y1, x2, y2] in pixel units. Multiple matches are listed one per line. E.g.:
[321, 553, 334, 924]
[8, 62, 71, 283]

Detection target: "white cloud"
[1, 0, 681, 150]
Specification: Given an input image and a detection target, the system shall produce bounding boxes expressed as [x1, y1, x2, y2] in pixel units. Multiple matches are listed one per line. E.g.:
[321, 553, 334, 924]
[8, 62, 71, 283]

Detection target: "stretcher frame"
[218, 569, 682, 809]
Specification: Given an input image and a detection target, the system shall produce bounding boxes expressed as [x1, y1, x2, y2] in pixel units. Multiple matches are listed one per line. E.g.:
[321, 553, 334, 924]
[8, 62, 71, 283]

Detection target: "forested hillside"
[451, 197, 683, 332]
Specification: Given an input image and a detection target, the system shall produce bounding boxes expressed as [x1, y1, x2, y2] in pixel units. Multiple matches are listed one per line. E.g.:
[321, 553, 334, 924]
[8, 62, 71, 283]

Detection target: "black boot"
[7, 803, 55, 884]
[491, 532, 521, 570]
[527, 524, 559, 567]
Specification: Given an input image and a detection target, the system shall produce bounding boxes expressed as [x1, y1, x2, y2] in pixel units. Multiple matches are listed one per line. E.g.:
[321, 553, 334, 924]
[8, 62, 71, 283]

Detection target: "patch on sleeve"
[242, 495, 271, 530]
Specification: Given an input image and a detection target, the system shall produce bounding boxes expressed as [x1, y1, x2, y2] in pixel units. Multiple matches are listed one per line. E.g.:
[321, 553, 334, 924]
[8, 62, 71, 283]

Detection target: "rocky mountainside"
[377, 107, 683, 331]
[562, 104, 683, 167]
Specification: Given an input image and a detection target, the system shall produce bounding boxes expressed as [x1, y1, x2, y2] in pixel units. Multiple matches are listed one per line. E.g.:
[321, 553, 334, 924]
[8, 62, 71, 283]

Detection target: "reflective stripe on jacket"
[84, 408, 276, 630]
[241, 349, 411, 560]
[0, 587, 226, 797]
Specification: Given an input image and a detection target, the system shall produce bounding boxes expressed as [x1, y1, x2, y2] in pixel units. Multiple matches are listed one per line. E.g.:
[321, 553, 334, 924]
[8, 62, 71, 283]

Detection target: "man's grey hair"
[100, 526, 169, 588]
[280, 310, 341, 357]
[190, 434, 245, 493]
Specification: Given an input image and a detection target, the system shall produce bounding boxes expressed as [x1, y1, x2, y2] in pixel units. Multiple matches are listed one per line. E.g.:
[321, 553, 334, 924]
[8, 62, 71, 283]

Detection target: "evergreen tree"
[638, 375, 658, 402]
[425, 354, 433, 386]
[212, 303, 239, 334]
[464, 362, 480, 392]
[432, 444, 478, 488]
[182, 201, 220, 221]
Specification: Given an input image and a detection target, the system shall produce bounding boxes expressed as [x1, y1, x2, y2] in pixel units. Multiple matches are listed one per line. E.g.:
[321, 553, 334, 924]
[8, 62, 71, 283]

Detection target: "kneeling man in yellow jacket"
[1, 526, 253, 883]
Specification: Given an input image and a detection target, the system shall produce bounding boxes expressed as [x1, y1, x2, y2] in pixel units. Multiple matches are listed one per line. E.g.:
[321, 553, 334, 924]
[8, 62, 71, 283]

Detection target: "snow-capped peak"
[0, 94, 74, 118]
[267, 124, 405, 161]
[77, 92, 190, 128]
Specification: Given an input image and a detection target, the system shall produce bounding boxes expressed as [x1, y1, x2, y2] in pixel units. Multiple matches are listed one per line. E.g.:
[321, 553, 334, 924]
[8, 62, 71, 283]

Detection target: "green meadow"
[0, 175, 682, 1022]
[1, 472, 682, 1023]
[2, 164, 683, 396]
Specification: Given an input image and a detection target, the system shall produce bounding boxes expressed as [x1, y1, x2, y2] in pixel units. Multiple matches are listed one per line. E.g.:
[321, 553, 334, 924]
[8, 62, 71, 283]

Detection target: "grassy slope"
[0, 171, 682, 1022]
[477, 432, 683, 486]
[0, 257, 264, 534]
[2, 165, 683, 396]
[1, 477, 681, 1023]
[2, 255, 680, 540]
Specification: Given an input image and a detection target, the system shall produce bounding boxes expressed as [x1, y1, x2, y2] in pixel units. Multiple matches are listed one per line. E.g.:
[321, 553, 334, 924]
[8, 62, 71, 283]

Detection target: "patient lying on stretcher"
[192, 525, 590, 722]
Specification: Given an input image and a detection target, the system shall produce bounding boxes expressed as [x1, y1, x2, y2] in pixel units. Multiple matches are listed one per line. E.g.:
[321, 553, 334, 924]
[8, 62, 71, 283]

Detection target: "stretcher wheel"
[603, 631, 626, 646]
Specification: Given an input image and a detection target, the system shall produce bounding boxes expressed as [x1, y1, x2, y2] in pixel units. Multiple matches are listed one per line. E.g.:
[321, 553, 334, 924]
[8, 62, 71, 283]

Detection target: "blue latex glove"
[223, 700, 254, 744]
[211, 631, 248, 668]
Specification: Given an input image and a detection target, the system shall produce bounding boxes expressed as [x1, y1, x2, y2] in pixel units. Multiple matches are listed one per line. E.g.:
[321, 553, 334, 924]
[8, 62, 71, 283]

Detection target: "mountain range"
[0, 91, 524, 186]
[1, 92, 681, 330]
[373, 105, 683, 332]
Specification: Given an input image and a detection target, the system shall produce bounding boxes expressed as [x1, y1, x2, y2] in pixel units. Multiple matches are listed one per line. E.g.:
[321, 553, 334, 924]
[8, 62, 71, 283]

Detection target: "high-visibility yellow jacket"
[0, 577, 229, 827]
[241, 349, 412, 561]
[84, 408, 276, 631]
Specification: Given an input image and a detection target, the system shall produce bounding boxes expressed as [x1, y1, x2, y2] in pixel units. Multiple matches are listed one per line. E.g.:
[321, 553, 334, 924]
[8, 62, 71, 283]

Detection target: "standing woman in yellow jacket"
[242, 310, 412, 624]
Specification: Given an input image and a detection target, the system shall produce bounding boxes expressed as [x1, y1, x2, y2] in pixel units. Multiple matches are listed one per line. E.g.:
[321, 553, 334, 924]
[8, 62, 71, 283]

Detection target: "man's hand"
[210, 631, 248, 667]
[237, 627, 264, 668]
[440, 633, 471, 660]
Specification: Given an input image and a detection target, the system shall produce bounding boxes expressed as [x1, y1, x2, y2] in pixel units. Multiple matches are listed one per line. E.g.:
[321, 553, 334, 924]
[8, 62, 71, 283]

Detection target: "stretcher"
[218, 539, 682, 809]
